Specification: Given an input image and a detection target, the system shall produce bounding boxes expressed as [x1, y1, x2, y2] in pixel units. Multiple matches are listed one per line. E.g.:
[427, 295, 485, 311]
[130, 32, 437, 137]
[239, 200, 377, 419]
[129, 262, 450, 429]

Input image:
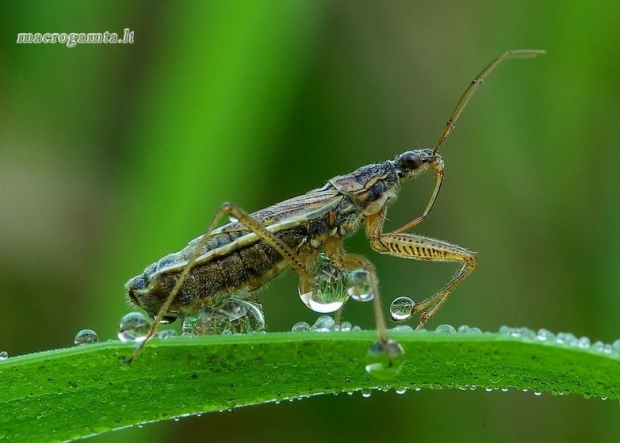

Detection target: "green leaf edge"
[2, 330, 619, 442]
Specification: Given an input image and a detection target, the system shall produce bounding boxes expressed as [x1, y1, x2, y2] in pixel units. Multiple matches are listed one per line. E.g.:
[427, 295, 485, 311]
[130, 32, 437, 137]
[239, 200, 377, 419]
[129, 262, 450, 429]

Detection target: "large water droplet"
[347, 269, 373, 302]
[183, 298, 265, 335]
[74, 329, 99, 346]
[118, 312, 152, 342]
[389, 296, 415, 321]
[365, 339, 405, 380]
[0, 351, 8, 361]
[299, 254, 349, 313]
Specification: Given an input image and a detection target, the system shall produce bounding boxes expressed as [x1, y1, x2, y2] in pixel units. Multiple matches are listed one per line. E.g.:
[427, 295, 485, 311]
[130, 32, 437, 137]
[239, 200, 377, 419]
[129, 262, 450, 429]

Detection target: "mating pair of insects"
[126, 49, 544, 361]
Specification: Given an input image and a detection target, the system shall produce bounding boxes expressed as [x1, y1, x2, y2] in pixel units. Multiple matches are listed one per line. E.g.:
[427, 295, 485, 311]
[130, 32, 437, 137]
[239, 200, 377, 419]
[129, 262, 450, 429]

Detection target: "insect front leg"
[366, 212, 477, 329]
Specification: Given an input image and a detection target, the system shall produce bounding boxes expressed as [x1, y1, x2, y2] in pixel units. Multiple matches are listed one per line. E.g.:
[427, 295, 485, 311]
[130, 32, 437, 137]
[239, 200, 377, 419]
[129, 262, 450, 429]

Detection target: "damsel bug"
[126, 50, 544, 361]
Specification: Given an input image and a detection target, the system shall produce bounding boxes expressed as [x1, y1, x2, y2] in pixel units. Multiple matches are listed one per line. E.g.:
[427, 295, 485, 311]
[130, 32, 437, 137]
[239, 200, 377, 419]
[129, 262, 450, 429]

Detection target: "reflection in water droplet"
[74, 329, 99, 346]
[395, 387, 407, 395]
[298, 290, 344, 313]
[183, 298, 265, 335]
[365, 339, 405, 380]
[389, 296, 415, 321]
[299, 254, 349, 313]
[347, 269, 373, 302]
[361, 389, 372, 398]
[0, 351, 8, 361]
[118, 312, 152, 342]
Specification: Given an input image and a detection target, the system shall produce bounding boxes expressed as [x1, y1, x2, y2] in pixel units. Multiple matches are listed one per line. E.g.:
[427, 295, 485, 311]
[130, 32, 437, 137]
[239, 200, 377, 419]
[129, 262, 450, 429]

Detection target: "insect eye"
[400, 152, 422, 170]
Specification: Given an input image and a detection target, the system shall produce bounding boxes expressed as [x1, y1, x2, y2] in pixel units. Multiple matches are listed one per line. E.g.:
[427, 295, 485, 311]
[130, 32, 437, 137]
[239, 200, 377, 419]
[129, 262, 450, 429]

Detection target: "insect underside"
[125, 49, 544, 361]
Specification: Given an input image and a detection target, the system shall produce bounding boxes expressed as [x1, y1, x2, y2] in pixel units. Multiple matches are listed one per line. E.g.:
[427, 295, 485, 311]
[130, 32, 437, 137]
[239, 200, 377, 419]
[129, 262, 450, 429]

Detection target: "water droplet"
[311, 315, 336, 332]
[118, 312, 152, 342]
[365, 339, 405, 380]
[536, 328, 555, 342]
[157, 329, 178, 339]
[457, 325, 482, 334]
[347, 269, 373, 302]
[339, 321, 353, 332]
[361, 389, 372, 398]
[74, 329, 99, 346]
[390, 325, 414, 333]
[183, 298, 265, 335]
[298, 254, 349, 313]
[435, 324, 456, 334]
[0, 351, 8, 361]
[395, 387, 407, 395]
[291, 321, 311, 332]
[389, 296, 415, 321]
[578, 336, 591, 349]
[556, 332, 577, 346]
[534, 391, 542, 397]
[298, 290, 345, 313]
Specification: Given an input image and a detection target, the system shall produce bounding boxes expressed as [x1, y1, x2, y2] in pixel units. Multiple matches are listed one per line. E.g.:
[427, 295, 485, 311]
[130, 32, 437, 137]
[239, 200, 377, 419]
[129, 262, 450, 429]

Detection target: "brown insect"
[126, 49, 544, 361]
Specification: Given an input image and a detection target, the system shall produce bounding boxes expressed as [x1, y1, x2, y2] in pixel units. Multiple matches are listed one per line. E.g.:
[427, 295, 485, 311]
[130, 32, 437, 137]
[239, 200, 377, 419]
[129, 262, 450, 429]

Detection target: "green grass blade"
[1, 330, 619, 442]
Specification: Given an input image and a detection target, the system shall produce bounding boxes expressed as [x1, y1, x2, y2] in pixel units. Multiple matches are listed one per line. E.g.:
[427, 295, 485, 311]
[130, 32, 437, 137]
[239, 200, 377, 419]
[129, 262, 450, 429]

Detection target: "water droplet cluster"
[291, 315, 361, 333]
[497, 325, 620, 356]
[298, 253, 374, 314]
[182, 298, 265, 336]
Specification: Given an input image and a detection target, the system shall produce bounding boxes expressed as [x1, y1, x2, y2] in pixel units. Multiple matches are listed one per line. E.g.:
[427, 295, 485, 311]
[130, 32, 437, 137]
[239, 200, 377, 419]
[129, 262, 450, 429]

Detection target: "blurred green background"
[1, 1, 620, 442]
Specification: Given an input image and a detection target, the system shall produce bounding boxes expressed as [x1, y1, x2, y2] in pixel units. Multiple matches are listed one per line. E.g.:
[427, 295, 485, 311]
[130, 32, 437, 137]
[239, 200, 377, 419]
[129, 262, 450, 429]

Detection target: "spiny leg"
[129, 202, 308, 363]
[367, 212, 477, 329]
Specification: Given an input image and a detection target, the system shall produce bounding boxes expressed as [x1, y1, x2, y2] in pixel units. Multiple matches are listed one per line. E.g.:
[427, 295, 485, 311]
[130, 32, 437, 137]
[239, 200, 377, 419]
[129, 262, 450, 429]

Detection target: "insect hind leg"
[129, 202, 307, 363]
[369, 226, 477, 329]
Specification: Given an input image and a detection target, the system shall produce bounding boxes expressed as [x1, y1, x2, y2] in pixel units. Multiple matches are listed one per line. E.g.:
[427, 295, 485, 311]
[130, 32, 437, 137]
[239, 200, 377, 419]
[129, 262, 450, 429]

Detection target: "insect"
[126, 49, 544, 361]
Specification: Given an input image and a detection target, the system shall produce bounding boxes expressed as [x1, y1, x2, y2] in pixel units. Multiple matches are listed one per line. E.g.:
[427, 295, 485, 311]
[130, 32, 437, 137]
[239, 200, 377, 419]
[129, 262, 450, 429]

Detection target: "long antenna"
[433, 49, 545, 156]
